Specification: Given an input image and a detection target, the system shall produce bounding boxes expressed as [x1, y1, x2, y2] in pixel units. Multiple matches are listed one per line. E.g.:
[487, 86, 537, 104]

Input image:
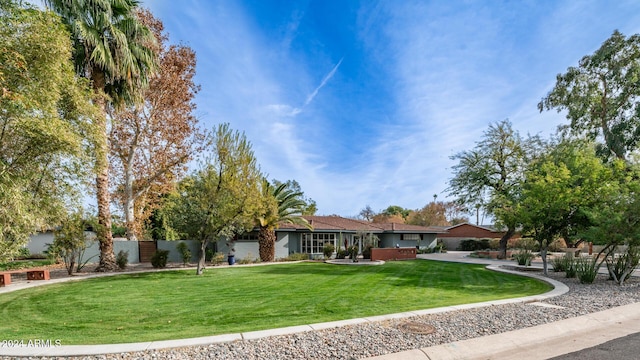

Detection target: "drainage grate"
[397, 321, 436, 335]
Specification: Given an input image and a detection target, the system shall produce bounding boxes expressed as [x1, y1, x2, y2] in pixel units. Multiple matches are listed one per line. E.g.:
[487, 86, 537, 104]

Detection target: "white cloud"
[144, 0, 640, 216]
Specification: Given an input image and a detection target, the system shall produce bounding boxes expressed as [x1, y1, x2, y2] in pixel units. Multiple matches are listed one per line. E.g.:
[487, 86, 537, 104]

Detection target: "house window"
[401, 234, 420, 241]
[236, 232, 259, 242]
[301, 233, 336, 254]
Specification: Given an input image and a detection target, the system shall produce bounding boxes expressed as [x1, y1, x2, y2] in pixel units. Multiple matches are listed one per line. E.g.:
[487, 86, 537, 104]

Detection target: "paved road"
[550, 331, 640, 360]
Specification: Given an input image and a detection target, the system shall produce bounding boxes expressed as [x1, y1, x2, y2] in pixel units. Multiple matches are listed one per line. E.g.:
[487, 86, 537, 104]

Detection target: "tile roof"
[375, 222, 447, 233]
[445, 223, 501, 232]
[277, 215, 445, 234]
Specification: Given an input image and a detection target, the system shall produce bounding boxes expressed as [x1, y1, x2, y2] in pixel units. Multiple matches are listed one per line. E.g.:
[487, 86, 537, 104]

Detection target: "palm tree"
[258, 180, 311, 262]
[44, 0, 157, 271]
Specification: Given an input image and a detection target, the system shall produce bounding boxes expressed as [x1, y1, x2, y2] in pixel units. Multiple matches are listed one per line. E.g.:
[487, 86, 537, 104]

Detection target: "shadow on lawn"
[85, 261, 533, 294]
[251, 261, 493, 289]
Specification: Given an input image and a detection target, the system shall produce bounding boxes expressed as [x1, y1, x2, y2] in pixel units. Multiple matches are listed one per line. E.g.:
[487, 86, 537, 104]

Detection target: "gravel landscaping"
[3, 266, 639, 360]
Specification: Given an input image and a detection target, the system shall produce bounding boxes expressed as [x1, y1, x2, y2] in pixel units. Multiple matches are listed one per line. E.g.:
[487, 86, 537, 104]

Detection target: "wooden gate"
[138, 241, 157, 263]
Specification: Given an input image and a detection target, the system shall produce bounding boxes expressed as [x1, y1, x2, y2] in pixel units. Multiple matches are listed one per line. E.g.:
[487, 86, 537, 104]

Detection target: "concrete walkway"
[0, 252, 636, 359]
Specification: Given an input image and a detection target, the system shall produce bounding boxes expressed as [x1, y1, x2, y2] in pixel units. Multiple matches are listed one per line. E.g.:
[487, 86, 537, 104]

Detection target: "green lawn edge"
[0, 260, 551, 345]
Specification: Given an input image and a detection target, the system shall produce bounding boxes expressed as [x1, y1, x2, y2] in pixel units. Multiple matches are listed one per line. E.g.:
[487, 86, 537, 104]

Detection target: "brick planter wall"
[370, 248, 416, 261]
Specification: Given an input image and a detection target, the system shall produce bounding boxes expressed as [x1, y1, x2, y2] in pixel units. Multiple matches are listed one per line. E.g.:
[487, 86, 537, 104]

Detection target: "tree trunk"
[498, 227, 515, 259]
[258, 226, 275, 262]
[67, 256, 75, 276]
[124, 163, 137, 241]
[95, 138, 117, 271]
[541, 247, 548, 275]
[92, 69, 117, 272]
[197, 239, 208, 275]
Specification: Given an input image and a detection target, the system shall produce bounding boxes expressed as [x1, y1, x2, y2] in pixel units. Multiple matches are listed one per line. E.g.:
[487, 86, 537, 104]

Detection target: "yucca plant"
[575, 256, 599, 284]
[513, 250, 535, 266]
[550, 255, 567, 272]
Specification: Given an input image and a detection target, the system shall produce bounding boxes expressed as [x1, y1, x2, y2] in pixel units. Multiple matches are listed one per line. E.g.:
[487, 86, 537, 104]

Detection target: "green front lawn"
[0, 260, 551, 344]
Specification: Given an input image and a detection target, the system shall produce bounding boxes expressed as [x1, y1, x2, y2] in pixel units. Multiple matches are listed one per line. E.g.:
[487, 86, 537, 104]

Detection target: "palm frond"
[258, 180, 311, 230]
[44, 0, 157, 107]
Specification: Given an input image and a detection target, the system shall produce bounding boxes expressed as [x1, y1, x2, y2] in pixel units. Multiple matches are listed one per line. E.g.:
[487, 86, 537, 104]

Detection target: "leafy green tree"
[44, 0, 157, 271]
[518, 140, 614, 274]
[257, 179, 311, 262]
[383, 205, 411, 219]
[539, 30, 640, 162]
[0, 1, 97, 262]
[164, 124, 265, 275]
[447, 120, 530, 258]
[581, 161, 640, 283]
[372, 205, 411, 223]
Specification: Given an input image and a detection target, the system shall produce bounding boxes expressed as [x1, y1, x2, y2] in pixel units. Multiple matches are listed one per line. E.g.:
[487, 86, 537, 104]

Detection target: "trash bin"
[228, 255, 235, 265]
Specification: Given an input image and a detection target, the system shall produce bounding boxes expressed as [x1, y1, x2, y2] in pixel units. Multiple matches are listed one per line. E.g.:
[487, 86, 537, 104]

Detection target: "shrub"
[322, 244, 335, 259]
[211, 252, 225, 265]
[548, 238, 567, 252]
[576, 256, 599, 284]
[513, 238, 539, 251]
[16, 247, 30, 260]
[51, 212, 94, 275]
[205, 248, 214, 262]
[116, 250, 129, 270]
[606, 248, 640, 285]
[237, 253, 260, 264]
[111, 224, 127, 237]
[282, 252, 309, 261]
[489, 239, 501, 250]
[336, 249, 348, 259]
[477, 239, 491, 250]
[550, 255, 566, 272]
[458, 239, 479, 251]
[347, 245, 359, 261]
[457, 239, 491, 251]
[513, 250, 534, 266]
[151, 249, 169, 268]
[176, 241, 192, 266]
[362, 245, 373, 259]
[564, 254, 576, 278]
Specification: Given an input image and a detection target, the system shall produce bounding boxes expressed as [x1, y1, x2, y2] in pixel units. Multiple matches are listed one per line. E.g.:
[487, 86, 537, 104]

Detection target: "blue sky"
[143, 0, 640, 217]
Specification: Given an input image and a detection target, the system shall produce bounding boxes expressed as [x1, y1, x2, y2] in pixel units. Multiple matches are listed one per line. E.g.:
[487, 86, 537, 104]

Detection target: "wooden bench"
[0, 269, 50, 287]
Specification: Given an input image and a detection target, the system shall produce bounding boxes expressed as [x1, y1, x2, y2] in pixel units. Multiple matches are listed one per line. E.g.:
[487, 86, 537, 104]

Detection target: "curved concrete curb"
[0, 260, 565, 357]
